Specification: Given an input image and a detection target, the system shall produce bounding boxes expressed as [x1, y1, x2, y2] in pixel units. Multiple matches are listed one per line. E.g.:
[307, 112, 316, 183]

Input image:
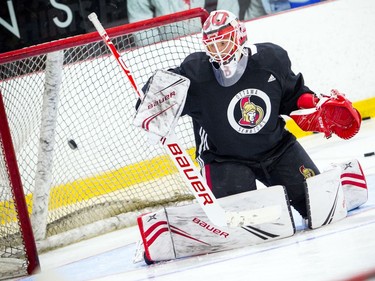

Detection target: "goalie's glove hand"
[318, 90, 361, 139]
[290, 89, 361, 140]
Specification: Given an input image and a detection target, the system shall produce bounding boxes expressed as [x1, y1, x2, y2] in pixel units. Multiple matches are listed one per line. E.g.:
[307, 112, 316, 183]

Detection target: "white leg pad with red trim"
[306, 167, 347, 229]
[336, 159, 368, 211]
[305, 159, 368, 229]
[135, 185, 295, 263]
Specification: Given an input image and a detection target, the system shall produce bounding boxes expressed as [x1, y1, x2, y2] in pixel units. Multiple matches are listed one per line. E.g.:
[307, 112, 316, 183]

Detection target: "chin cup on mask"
[212, 49, 248, 87]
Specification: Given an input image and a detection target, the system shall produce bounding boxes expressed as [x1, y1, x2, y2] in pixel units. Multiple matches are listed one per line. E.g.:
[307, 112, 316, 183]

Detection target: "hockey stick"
[88, 13, 281, 227]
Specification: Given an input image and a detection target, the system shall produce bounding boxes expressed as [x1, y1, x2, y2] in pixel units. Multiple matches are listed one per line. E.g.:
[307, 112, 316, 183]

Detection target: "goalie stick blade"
[225, 205, 282, 227]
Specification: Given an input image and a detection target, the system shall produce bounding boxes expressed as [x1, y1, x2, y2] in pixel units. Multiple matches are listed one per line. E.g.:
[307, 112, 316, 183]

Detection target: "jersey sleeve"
[280, 69, 314, 115]
[265, 44, 314, 115]
[168, 52, 209, 117]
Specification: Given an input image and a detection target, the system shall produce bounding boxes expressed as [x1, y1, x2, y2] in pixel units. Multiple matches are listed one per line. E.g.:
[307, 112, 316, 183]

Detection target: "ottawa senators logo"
[239, 96, 264, 127]
[299, 165, 315, 179]
[227, 89, 270, 134]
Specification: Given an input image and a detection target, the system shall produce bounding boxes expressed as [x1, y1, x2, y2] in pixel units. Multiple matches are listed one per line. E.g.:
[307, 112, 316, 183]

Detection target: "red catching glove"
[290, 89, 361, 140]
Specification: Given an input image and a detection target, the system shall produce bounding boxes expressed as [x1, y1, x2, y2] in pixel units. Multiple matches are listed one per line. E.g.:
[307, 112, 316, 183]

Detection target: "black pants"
[203, 141, 320, 218]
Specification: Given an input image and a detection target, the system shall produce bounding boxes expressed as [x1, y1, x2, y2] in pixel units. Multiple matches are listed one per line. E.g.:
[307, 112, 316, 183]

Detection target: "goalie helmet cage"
[0, 7, 209, 279]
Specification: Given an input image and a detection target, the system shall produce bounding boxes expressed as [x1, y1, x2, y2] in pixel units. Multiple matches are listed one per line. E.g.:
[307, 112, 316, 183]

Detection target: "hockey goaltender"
[132, 10, 367, 264]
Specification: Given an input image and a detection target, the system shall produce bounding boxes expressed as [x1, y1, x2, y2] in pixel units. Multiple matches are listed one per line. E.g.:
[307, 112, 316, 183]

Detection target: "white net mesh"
[0, 9, 208, 279]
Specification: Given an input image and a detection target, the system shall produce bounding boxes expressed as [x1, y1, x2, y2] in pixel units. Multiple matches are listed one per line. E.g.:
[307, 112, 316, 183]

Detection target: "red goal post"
[0, 93, 40, 279]
[0, 7, 209, 278]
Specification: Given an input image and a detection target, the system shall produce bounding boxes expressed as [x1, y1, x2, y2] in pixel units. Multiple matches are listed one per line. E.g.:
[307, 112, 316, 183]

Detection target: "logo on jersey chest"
[227, 89, 270, 134]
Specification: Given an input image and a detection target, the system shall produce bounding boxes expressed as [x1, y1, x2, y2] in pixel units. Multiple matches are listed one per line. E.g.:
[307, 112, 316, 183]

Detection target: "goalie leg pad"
[136, 185, 295, 263]
[306, 167, 347, 229]
[335, 159, 368, 211]
[136, 208, 176, 262]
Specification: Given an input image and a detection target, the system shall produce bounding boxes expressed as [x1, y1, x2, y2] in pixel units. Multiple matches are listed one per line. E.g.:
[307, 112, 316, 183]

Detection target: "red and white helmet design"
[202, 10, 248, 64]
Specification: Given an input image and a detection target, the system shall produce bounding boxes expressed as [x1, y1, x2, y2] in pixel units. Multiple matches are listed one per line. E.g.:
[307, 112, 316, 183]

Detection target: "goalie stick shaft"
[88, 13, 143, 99]
[161, 134, 227, 225]
[88, 13, 280, 227]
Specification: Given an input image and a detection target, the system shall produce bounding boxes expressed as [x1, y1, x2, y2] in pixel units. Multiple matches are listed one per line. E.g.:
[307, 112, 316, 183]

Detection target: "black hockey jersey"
[170, 43, 313, 164]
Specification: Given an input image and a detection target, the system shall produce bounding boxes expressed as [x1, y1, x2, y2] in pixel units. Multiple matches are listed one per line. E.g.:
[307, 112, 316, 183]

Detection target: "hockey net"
[0, 8, 208, 279]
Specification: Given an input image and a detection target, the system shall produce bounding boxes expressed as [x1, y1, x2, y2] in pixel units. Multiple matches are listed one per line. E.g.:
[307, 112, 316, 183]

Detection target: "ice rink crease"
[15, 118, 375, 281]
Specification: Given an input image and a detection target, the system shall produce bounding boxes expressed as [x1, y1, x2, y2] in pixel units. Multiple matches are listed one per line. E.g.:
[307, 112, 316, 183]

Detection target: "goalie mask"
[202, 10, 248, 86]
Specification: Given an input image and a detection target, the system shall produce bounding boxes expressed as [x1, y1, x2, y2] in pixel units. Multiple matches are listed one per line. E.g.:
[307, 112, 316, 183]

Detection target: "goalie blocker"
[134, 159, 367, 263]
[133, 69, 190, 141]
